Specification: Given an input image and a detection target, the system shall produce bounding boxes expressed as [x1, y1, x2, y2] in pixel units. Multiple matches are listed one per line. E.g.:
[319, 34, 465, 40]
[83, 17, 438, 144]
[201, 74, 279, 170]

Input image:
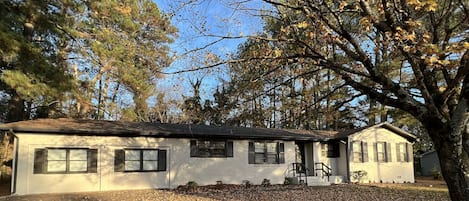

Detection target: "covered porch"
[285, 141, 348, 186]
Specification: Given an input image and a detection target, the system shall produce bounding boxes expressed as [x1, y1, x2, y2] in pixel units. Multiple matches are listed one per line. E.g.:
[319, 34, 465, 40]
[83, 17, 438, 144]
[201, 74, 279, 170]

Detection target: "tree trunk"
[425, 121, 469, 201]
[436, 140, 469, 201]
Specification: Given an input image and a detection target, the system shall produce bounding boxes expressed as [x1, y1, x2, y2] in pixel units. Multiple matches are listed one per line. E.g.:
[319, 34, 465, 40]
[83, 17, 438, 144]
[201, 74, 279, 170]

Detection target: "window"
[33, 148, 97, 174]
[114, 149, 166, 172]
[397, 143, 412, 162]
[376, 142, 386, 162]
[374, 142, 391, 162]
[321, 143, 327, 158]
[248, 141, 284, 164]
[190, 140, 233, 157]
[321, 142, 340, 158]
[327, 142, 340, 158]
[124, 150, 158, 171]
[351, 141, 368, 163]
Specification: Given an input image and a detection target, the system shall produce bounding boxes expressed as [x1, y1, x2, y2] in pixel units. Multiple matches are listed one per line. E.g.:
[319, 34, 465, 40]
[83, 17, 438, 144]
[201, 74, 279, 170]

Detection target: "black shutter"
[114, 149, 125, 172]
[88, 149, 98, 173]
[362, 142, 368, 162]
[157, 150, 167, 171]
[396, 143, 401, 162]
[373, 143, 378, 162]
[226, 141, 233, 157]
[406, 143, 413, 162]
[350, 142, 354, 162]
[190, 140, 197, 157]
[386, 143, 392, 162]
[278, 142, 285, 164]
[248, 142, 255, 164]
[33, 149, 46, 174]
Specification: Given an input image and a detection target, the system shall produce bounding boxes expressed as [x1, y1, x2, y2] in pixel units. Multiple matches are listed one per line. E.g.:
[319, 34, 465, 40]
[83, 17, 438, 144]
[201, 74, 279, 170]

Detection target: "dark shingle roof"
[334, 122, 417, 142]
[0, 118, 334, 141]
[0, 119, 416, 142]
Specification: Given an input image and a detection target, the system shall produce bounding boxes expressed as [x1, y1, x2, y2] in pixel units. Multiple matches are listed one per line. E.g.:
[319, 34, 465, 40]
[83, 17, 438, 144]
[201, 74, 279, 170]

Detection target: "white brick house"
[0, 118, 416, 195]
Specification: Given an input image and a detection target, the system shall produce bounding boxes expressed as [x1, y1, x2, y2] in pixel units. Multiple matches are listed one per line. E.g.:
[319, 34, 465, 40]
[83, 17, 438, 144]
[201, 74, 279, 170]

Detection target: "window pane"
[266, 153, 277, 164]
[143, 161, 158, 170]
[266, 143, 277, 153]
[321, 144, 327, 157]
[255, 153, 265, 163]
[197, 149, 210, 157]
[378, 153, 385, 161]
[143, 150, 158, 160]
[125, 161, 140, 171]
[377, 143, 384, 152]
[211, 141, 225, 149]
[198, 141, 210, 149]
[210, 148, 225, 156]
[399, 144, 407, 161]
[254, 142, 264, 153]
[70, 149, 87, 160]
[48, 161, 66, 172]
[69, 161, 87, 172]
[353, 152, 362, 162]
[399, 144, 405, 152]
[125, 150, 141, 160]
[353, 142, 361, 151]
[48, 149, 66, 160]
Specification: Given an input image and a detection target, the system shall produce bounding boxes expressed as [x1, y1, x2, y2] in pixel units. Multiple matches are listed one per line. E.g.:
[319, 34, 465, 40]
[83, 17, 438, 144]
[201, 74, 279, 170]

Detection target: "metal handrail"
[290, 163, 309, 185]
[314, 162, 331, 179]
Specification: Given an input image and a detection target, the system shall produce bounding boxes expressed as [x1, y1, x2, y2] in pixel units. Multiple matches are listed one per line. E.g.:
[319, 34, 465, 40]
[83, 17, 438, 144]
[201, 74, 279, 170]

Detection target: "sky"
[153, 0, 266, 102]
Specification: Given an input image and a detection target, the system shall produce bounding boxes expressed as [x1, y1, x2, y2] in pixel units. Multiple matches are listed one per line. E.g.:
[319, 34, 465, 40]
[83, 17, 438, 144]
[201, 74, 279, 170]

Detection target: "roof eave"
[4, 128, 323, 141]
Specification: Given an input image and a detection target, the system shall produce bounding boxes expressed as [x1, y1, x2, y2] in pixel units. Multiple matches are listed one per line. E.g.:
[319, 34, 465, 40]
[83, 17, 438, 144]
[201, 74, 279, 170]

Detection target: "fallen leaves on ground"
[0, 183, 450, 201]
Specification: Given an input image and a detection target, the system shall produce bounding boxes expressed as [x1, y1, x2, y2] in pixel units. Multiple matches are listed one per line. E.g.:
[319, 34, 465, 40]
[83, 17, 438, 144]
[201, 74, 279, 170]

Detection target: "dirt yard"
[0, 178, 449, 201]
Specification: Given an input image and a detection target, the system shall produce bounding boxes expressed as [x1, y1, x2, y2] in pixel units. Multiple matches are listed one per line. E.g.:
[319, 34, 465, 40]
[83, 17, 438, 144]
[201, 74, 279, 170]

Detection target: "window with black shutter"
[190, 140, 233, 158]
[114, 149, 167, 172]
[352, 141, 368, 163]
[374, 142, 392, 162]
[397, 143, 411, 162]
[248, 141, 285, 164]
[33, 148, 97, 174]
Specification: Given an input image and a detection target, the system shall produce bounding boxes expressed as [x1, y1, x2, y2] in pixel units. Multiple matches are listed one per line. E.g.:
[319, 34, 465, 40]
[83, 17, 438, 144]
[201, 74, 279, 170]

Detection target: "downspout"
[7, 130, 19, 194]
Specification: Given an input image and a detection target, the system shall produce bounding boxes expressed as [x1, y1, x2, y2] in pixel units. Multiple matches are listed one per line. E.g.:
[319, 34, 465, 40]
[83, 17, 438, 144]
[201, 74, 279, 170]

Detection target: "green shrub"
[352, 170, 368, 183]
[242, 180, 252, 188]
[187, 181, 198, 190]
[261, 178, 271, 186]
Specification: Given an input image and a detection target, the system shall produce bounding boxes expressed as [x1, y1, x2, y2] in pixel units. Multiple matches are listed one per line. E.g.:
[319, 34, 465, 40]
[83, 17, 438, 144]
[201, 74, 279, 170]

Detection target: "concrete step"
[306, 176, 330, 186]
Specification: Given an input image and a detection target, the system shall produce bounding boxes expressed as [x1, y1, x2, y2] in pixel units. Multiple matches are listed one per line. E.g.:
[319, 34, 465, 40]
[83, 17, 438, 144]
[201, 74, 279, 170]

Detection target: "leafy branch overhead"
[219, 0, 468, 200]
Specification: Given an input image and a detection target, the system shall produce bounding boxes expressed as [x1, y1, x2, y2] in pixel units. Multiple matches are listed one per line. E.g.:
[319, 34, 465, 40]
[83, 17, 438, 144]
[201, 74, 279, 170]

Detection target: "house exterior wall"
[14, 133, 296, 195]
[303, 143, 314, 175]
[420, 151, 441, 176]
[303, 143, 314, 174]
[337, 143, 348, 178]
[348, 127, 414, 183]
[315, 142, 347, 177]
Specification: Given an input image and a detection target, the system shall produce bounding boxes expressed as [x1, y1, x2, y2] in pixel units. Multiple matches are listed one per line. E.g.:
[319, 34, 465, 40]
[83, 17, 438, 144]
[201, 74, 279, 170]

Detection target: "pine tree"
[0, 1, 73, 122]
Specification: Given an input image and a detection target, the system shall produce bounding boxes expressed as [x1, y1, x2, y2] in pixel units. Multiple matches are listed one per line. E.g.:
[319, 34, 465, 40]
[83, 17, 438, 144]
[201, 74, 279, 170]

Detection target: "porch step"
[306, 176, 330, 186]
